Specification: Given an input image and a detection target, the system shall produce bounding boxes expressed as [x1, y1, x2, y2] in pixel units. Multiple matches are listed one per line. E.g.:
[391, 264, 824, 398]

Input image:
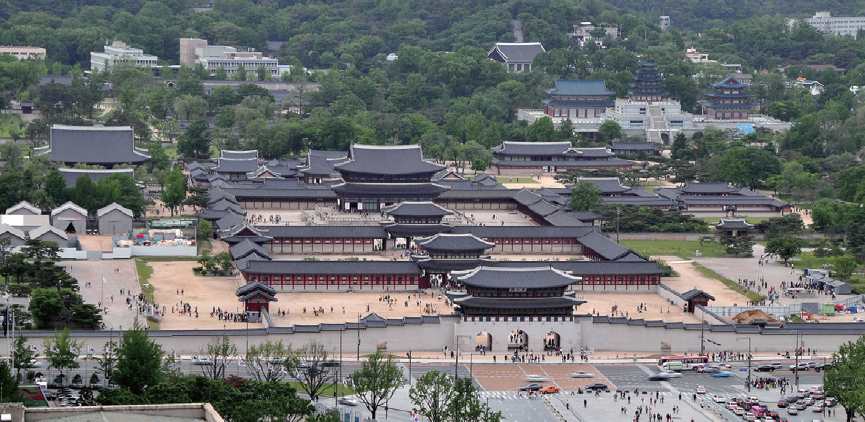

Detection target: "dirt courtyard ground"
[656, 256, 751, 307]
[144, 259, 706, 328]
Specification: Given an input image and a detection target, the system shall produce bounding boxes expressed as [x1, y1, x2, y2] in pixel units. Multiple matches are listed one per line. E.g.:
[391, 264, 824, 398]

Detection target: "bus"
[658, 355, 709, 371]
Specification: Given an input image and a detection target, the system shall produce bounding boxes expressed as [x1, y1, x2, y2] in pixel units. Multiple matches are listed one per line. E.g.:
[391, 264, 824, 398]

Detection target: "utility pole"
[407, 351, 412, 386]
[357, 314, 361, 361]
[737, 337, 751, 392]
[795, 332, 801, 390]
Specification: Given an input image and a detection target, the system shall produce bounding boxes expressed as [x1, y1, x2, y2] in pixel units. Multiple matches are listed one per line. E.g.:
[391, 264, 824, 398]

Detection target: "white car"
[570, 371, 595, 378]
[711, 394, 726, 403]
[337, 398, 359, 406]
[696, 386, 707, 394]
[525, 374, 548, 382]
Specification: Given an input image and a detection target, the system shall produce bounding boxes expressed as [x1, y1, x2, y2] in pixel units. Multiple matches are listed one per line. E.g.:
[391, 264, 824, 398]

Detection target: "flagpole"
[101, 274, 104, 319]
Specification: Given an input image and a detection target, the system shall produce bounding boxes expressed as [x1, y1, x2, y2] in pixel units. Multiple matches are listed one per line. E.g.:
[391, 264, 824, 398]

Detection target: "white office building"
[90, 41, 158, 71]
[0, 46, 46, 61]
[179, 38, 279, 79]
[793, 12, 865, 39]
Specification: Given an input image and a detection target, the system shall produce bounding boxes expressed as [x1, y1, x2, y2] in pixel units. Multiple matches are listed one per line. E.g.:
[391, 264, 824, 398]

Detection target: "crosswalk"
[478, 390, 755, 402]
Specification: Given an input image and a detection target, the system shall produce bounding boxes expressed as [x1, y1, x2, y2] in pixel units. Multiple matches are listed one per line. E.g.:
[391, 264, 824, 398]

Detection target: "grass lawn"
[285, 381, 355, 397]
[692, 263, 766, 303]
[492, 177, 539, 184]
[134, 259, 161, 330]
[619, 240, 729, 259]
[197, 238, 212, 255]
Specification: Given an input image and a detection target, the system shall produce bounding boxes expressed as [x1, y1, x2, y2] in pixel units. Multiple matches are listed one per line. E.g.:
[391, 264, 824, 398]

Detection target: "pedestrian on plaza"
[583, 399, 587, 408]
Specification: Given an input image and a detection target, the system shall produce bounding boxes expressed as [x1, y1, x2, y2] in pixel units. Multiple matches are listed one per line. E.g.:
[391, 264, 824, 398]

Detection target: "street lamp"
[406, 351, 412, 386]
[357, 313, 361, 361]
[736, 337, 752, 392]
[454, 335, 473, 381]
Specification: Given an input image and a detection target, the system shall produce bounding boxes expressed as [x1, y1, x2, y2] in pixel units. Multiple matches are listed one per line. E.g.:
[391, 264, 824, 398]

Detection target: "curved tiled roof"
[453, 266, 581, 289]
[381, 202, 453, 217]
[44, 125, 150, 165]
[415, 233, 495, 251]
[335, 144, 444, 175]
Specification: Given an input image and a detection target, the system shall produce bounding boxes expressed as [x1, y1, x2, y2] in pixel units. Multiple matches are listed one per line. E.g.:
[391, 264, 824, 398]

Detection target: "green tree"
[114, 319, 164, 394]
[234, 64, 247, 81]
[175, 94, 208, 121]
[825, 335, 865, 422]
[30, 288, 64, 328]
[598, 120, 623, 142]
[448, 377, 503, 422]
[525, 117, 555, 142]
[244, 340, 290, 382]
[198, 335, 237, 380]
[12, 334, 37, 377]
[718, 235, 755, 257]
[349, 351, 403, 420]
[146, 142, 170, 171]
[43, 328, 83, 386]
[161, 167, 187, 216]
[765, 237, 807, 263]
[214, 66, 228, 81]
[0, 360, 23, 402]
[670, 133, 689, 160]
[198, 220, 213, 240]
[410, 371, 456, 422]
[287, 341, 336, 402]
[94, 341, 118, 388]
[569, 181, 603, 211]
[177, 120, 211, 159]
[832, 255, 859, 282]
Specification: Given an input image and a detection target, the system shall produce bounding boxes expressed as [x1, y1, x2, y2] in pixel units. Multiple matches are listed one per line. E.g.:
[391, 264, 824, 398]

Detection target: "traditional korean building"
[236, 280, 277, 314]
[489, 142, 634, 173]
[38, 125, 151, 167]
[332, 144, 448, 212]
[241, 260, 428, 291]
[447, 267, 585, 317]
[699, 76, 757, 120]
[413, 233, 496, 274]
[487, 42, 546, 73]
[572, 177, 677, 209]
[681, 289, 715, 313]
[382, 201, 454, 240]
[656, 183, 790, 213]
[605, 62, 694, 143]
[713, 219, 754, 237]
[541, 80, 615, 120]
[212, 150, 260, 182]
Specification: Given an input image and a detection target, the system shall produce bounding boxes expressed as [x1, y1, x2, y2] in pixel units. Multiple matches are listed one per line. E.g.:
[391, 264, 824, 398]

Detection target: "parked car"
[755, 365, 776, 372]
[519, 383, 542, 391]
[585, 383, 609, 391]
[570, 371, 595, 378]
[540, 386, 560, 394]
